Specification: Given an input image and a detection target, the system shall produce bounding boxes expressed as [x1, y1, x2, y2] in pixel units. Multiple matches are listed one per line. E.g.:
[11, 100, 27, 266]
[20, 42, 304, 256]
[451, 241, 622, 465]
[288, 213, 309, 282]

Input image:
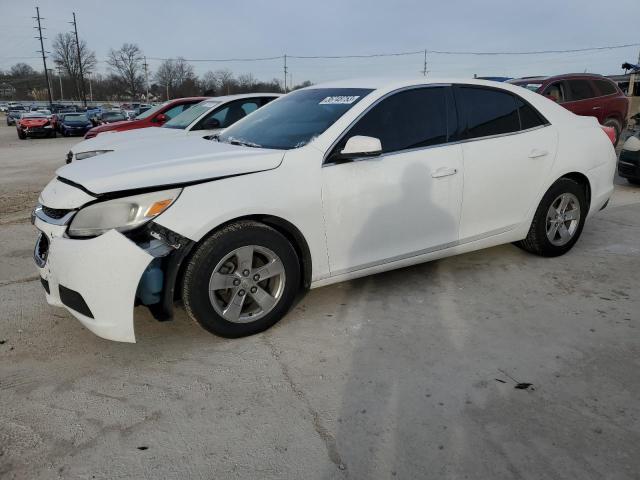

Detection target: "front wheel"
[182, 221, 300, 338]
[515, 178, 587, 257]
[17, 129, 26, 140]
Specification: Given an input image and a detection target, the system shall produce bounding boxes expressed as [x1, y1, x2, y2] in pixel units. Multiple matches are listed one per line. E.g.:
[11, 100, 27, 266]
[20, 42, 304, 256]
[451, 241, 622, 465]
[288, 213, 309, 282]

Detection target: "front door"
[321, 86, 463, 275]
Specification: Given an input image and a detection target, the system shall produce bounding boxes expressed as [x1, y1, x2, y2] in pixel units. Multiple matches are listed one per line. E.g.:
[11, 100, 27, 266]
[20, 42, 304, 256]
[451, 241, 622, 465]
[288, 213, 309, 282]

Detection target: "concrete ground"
[1, 119, 639, 480]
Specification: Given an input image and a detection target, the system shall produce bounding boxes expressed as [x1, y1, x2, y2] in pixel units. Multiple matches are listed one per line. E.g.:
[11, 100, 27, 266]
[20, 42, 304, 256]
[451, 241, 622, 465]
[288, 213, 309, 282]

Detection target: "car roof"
[303, 76, 545, 93]
[509, 73, 611, 84]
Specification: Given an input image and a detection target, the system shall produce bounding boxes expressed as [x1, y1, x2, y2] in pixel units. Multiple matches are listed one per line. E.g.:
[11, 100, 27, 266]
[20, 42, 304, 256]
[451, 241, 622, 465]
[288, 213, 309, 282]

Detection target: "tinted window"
[336, 87, 453, 154]
[218, 88, 372, 150]
[457, 87, 520, 139]
[515, 97, 546, 130]
[568, 80, 595, 101]
[163, 104, 188, 120]
[593, 79, 617, 96]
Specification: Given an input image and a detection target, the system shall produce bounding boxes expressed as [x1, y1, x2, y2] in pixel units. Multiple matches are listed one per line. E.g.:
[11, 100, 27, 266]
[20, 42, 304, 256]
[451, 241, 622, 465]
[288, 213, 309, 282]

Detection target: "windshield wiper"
[226, 137, 262, 148]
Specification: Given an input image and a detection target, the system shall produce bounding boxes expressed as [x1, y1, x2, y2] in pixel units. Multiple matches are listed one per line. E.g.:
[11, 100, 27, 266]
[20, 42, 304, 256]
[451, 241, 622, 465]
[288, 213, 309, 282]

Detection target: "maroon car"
[84, 97, 208, 139]
[509, 74, 629, 144]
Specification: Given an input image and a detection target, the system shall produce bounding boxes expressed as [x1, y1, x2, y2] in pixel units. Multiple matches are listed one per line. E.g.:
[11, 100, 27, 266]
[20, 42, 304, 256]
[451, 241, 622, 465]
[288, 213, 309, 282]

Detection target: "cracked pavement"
[1, 121, 640, 479]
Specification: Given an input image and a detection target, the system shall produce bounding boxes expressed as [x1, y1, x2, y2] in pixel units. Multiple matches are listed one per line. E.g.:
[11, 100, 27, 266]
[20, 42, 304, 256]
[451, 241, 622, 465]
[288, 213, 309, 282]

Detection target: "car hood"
[56, 136, 285, 195]
[20, 118, 49, 126]
[91, 119, 134, 132]
[71, 127, 184, 153]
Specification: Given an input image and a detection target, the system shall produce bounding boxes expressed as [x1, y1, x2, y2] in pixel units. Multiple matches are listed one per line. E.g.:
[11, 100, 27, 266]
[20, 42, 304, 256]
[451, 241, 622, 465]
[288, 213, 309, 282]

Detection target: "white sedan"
[66, 93, 280, 162]
[33, 78, 616, 342]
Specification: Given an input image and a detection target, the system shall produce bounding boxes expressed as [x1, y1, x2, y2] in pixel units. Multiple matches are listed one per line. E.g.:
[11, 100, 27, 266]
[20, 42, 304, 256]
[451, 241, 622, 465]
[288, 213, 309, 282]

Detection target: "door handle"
[528, 149, 548, 159]
[431, 167, 458, 178]
[592, 106, 601, 110]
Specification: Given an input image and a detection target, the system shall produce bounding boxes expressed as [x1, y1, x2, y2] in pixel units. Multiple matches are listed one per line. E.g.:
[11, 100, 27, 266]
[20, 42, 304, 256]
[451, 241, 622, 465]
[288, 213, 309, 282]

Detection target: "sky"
[1, 0, 639, 85]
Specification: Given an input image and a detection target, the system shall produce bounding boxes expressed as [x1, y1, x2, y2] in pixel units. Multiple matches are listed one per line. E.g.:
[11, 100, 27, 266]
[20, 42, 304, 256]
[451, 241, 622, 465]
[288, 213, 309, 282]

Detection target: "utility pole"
[629, 49, 640, 97]
[283, 54, 288, 93]
[33, 7, 53, 107]
[422, 49, 428, 77]
[47, 68, 54, 100]
[70, 12, 87, 107]
[143, 56, 149, 102]
[57, 66, 63, 99]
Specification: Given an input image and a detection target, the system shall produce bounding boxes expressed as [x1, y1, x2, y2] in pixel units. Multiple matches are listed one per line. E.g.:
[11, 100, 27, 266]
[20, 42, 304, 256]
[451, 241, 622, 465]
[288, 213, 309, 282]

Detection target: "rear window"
[567, 80, 595, 101]
[593, 79, 617, 96]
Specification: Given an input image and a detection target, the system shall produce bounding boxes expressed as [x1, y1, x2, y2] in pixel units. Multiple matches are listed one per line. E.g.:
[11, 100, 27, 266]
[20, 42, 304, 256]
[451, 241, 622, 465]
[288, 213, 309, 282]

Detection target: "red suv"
[509, 74, 629, 144]
[84, 97, 208, 139]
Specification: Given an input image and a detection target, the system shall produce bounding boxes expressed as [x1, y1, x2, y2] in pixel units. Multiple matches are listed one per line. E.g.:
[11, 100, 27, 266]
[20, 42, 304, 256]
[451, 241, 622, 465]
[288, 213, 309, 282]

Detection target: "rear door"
[454, 85, 558, 241]
[563, 79, 600, 120]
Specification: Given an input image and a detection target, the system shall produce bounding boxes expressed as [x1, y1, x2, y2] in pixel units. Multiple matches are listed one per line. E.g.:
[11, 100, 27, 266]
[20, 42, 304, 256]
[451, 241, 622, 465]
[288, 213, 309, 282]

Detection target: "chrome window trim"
[323, 83, 551, 166]
[322, 83, 453, 165]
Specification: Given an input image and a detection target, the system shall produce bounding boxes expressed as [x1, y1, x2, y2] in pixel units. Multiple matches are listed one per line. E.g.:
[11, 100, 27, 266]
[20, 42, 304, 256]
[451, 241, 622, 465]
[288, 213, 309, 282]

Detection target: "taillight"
[601, 126, 616, 145]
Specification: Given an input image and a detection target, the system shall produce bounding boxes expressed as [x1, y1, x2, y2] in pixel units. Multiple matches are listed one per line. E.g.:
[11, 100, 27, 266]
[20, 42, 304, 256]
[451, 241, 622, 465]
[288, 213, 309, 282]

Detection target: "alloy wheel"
[208, 245, 286, 323]
[545, 193, 581, 246]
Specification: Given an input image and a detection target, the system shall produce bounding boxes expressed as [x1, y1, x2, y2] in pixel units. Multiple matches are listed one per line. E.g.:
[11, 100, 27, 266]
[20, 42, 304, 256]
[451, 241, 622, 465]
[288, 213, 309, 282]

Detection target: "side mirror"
[331, 135, 382, 162]
[155, 113, 168, 124]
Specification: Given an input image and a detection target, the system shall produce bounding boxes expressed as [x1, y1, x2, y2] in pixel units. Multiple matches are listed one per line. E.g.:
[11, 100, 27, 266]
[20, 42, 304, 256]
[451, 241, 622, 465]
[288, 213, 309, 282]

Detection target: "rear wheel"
[603, 118, 622, 146]
[628, 178, 640, 186]
[49, 130, 56, 138]
[182, 221, 300, 338]
[515, 178, 587, 257]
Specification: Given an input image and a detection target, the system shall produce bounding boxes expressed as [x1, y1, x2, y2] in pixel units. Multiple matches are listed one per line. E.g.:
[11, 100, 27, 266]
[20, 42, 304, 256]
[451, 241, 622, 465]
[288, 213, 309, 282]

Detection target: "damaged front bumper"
[33, 209, 192, 343]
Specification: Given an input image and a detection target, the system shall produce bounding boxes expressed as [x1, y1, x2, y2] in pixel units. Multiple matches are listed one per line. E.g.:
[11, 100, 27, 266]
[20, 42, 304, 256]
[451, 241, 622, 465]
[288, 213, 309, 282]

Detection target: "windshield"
[102, 112, 126, 121]
[135, 102, 166, 120]
[24, 113, 46, 118]
[64, 114, 88, 122]
[515, 82, 543, 92]
[218, 88, 372, 149]
[164, 100, 219, 129]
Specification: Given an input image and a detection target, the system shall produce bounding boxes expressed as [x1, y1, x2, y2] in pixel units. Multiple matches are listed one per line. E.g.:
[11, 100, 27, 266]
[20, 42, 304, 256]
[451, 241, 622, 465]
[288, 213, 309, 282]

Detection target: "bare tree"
[154, 57, 196, 99]
[10, 63, 36, 77]
[237, 73, 256, 90]
[51, 32, 96, 100]
[214, 69, 235, 95]
[107, 43, 144, 99]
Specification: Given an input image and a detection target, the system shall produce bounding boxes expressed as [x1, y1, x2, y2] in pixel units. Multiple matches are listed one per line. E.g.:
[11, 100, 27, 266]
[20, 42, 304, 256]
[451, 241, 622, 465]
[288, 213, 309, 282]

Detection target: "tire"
[603, 118, 622, 147]
[49, 130, 56, 138]
[515, 178, 587, 257]
[628, 178, 640, 186]
[182, 221, 300, 338]
[17, 129, 26, 140]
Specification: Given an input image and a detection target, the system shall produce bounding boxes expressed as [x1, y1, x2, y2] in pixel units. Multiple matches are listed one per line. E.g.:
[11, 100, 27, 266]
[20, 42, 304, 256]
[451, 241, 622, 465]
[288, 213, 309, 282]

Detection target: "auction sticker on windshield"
[319, 96, 360, 105]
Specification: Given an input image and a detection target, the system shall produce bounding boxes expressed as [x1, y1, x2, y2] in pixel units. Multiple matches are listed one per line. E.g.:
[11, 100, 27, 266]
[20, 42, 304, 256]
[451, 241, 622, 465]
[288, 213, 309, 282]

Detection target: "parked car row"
[31, 78, 618, 344]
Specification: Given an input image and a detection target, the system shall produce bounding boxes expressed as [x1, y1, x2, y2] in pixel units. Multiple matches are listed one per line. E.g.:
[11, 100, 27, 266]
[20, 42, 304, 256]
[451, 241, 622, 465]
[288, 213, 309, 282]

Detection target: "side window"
[457, 86, 520, 139]
[195, 99, 260, 130]
[334, 87, 452, 155]
[514, 97, 547, 130]
[542, 82, 567, 103]
[567, 80, 595, 101]
[593, 79, 617, 96]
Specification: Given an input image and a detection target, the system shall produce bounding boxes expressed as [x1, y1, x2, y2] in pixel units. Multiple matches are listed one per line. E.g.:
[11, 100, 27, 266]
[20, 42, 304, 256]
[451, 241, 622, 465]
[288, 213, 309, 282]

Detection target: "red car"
[16, 112, 56, 139]
[508, 74, 629, 144]
[84, 97, 208, 139]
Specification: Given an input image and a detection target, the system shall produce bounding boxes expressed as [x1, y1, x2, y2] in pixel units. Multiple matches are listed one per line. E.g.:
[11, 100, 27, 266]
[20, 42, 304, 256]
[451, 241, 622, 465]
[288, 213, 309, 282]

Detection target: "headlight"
[74, 150, 113, 161]
[68, 188, 182, 237]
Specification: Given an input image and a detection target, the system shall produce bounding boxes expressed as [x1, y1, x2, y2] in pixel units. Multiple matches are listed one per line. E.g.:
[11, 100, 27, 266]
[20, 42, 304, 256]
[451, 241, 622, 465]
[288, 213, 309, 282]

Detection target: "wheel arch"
[558, 171, 591, 212]
[177, 214, 313, 295]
